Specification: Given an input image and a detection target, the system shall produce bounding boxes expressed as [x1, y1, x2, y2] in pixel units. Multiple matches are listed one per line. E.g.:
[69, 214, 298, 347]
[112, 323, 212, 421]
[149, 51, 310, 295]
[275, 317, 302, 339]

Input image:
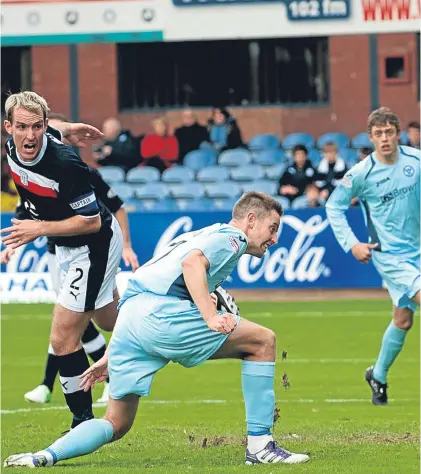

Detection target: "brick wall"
[31, 33, 419, 146]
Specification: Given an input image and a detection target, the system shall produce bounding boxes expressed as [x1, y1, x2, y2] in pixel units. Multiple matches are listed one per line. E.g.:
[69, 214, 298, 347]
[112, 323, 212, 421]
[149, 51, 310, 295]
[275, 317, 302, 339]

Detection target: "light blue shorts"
[108, 292, 240, 399]
[372, 251, 420, 311]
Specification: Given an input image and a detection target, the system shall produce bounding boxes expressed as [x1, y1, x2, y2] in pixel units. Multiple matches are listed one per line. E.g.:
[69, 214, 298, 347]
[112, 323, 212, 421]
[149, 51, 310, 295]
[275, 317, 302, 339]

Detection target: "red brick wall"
[31, 33, 419, 148]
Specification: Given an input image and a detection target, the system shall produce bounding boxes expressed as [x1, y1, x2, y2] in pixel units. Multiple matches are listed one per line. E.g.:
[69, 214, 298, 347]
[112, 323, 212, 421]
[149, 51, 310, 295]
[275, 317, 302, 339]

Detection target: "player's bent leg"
[210, 319, 308, 464]
[92, 288, 119, 332]
[3, 396, 139, 468]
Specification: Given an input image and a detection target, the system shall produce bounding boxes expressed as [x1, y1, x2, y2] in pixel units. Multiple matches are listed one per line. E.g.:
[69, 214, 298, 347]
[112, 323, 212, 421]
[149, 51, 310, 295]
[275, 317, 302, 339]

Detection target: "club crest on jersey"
[403, 165, 414, 177]
[19, 170, 29, 186]
[229, 236, 240, 254]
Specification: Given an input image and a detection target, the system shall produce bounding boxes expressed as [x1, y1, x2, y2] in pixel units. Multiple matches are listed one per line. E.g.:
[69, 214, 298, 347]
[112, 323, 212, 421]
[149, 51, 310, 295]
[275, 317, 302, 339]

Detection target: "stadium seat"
[351, 132, 372, 149]
[230, 165, 265, 182]
[317, 132, 350, 149]
[140, 198, 178, 212]
[121, 199, 144, 213]
[184, 150, 217, 172]
[339, 148, 359, 167]
[211, 197, 239, 211]
[206, 182, 241, 199]
[98, 166, 125, 184]
[265, 163, 287, 181]
[399, 130, 409, 145]
[308, 148, 322, 166]
[291, 195, 309, 209]
[161, 166, 194, 183]
[170, 182, 205, 199]
[240, 180, 277, 195]
[126, 166, 160, 184]
[273, 195, 290, 210]
[111, 183, 135, 201]
[196, 166, 230, 183]
[177, 198, 215, 212]
[134, 182, 170, 200]
[218, 148, 252, 167]
[282, 133, 315, 150]
[252, 149, 286, 166]
[248, 134, 280, 151]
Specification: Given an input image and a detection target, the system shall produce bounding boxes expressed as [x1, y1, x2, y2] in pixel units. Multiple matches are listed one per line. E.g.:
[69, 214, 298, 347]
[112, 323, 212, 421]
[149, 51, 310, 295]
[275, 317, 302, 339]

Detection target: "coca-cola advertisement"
[1, 209, 382, 292]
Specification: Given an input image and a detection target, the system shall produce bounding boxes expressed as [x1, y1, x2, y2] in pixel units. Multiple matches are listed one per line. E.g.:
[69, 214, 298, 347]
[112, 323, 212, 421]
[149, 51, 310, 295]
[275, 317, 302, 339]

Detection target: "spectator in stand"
[358, 147, 372, 162]
[278, 145, 317, 203]
[93, 117, 140, 172]
[407, 121, 420, 149]
[316, 142, 347, 201]
[140, 117, 179, 173]
[174, 109, 209, 163]
[207, 107, 243, 152]
[1, 155, 19, 212]
[304, 183, 323, 208]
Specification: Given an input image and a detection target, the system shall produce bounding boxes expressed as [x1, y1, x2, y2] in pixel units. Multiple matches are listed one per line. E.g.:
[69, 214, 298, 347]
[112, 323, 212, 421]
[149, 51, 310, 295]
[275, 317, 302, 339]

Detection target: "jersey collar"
[15, 134, 48, 167]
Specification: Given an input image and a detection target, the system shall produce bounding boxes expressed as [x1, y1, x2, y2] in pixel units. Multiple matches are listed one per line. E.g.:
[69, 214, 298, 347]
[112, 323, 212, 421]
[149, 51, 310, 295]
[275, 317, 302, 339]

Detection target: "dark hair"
[407, 121, 420, 130]
[292, 144, 308, 156]
[233, 192, 283, 220]
[368, 107, 400, 134]
[361, 147, 373, 155]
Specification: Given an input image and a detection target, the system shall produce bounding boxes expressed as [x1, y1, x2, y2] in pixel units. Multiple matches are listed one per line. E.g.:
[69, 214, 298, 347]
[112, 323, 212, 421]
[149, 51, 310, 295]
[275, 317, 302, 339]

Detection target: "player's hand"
[351, 242, 378, 264]
[0, 247, 15, 264]
[64, 123, 104, 148]
[206, 312, 237, 334]
[1, 219, 42, 249]
[79, 355, 109, 392]
[122, 246, 140, 272]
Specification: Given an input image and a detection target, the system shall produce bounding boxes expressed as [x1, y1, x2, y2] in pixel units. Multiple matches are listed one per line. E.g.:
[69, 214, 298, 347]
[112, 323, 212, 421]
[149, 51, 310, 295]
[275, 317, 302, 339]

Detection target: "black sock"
[58, 348, 93, 427]
[41, 351, 60, 393]
[82, 321, 109, 383]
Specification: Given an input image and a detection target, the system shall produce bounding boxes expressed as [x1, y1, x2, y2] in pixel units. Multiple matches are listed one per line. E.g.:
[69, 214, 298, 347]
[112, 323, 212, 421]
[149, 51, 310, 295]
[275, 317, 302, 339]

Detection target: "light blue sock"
[37, 419, 114, 464]
[373, 322, 407, 384]
[242, 361, 275, 435]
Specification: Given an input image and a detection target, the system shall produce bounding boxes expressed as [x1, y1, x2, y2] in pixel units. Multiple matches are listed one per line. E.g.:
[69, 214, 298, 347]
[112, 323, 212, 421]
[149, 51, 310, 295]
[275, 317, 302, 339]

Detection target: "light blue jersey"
[326, 146, 420, 256]
[326, 145, 420, 310]
[120, 223, 248, 307]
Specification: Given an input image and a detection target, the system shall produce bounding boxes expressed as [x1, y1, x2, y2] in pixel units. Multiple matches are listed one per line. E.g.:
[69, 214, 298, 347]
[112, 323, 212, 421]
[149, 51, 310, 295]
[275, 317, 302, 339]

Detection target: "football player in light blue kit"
[326, 107, 420, 405]
[5, 192, 309, 468]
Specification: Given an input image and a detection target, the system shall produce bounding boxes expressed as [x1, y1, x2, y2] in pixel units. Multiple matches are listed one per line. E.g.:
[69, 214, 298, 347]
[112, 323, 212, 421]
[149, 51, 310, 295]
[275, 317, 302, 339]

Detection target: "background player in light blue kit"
[5, 192, 310, 468]
[326, 107, 420, 405]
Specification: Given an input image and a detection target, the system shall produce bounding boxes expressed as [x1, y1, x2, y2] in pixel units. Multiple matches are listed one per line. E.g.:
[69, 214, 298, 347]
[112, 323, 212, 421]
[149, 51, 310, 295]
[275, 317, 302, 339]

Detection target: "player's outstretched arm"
[182, 249, 236, 335]
[49, 121, 104, 148]
[114, 207, 139, 271]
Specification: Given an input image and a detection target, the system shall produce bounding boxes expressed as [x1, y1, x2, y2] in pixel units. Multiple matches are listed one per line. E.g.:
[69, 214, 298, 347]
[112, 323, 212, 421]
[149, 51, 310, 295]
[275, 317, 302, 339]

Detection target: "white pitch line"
[1, 398, 418, 415]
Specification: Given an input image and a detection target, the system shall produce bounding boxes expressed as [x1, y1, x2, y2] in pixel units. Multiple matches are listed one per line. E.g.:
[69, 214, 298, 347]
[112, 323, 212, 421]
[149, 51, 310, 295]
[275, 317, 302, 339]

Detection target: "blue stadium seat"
[252, 149, 286, 166]
[196, 166, 230, 183]
[218, 149, 252, 167]
[248, 134, 280, 151]
[317, 132, 350, 149]
[184, 150, 217, 172]
[351, 133, 372, 149]
[170, 182, 205, 199]
[339, 148, 359, 167]
[308, 148, 322, 166]
[161, 166, 194, 183]
[177, 198, 215, 212]
[240, 180, 277, 195]
[112, 183, 135, 201]
[291, 195, 309, 209]
[273, 195, 290, 210]
[206, 182, 241, 199]
[399, 130, 409, 145]
[126, 166, 160, 184]
[282, 133, 315, 150]
[98, 166, 125, 184]
[134, 182, 170, 200]
[230, 165, 265, 182]
[265, 164, 287, 181]
[121, 199, 144, 213]
[141, 198, 178, 212]
[212, 197, 239, 211]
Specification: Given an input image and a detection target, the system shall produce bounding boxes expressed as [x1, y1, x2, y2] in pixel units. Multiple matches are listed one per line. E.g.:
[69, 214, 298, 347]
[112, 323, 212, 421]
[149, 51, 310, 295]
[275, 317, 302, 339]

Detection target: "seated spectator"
[140, 117, 179, 173]
[359, 147, 372, 161]
[278, 145, 317, 202]
[94, 117, 140, 172]
[407, 121, 420, 149]
[174, 109, 209, 163]
[1, 155, 19, 212]
[207, 107, 243, 152]
[316, 142, 347, 200]
[304, 183, 323, 208]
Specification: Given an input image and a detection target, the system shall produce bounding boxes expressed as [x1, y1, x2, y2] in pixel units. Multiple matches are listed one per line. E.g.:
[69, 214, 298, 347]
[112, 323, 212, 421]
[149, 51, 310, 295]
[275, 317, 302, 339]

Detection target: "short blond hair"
[5, 91, 50, 123]
[233, 192, 283, 220]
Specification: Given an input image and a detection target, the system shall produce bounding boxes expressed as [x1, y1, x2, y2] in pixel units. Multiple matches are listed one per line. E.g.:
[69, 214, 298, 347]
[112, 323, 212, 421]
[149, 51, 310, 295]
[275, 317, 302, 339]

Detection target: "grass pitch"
[1, 300, 419, 473]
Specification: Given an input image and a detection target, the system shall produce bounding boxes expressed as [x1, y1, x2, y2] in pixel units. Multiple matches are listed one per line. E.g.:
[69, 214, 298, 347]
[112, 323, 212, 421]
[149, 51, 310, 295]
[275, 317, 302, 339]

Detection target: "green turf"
[1, 300, 419, 473]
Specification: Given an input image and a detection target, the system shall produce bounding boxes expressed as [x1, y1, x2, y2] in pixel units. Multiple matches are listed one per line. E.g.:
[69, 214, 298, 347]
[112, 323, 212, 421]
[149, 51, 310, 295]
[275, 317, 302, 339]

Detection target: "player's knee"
[395, 318, 413, 330]
[393, 308, 413, 330]
[50, 334, 80, 356]
[256, 327, 276, 357]
[105, 417, 131, 442]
